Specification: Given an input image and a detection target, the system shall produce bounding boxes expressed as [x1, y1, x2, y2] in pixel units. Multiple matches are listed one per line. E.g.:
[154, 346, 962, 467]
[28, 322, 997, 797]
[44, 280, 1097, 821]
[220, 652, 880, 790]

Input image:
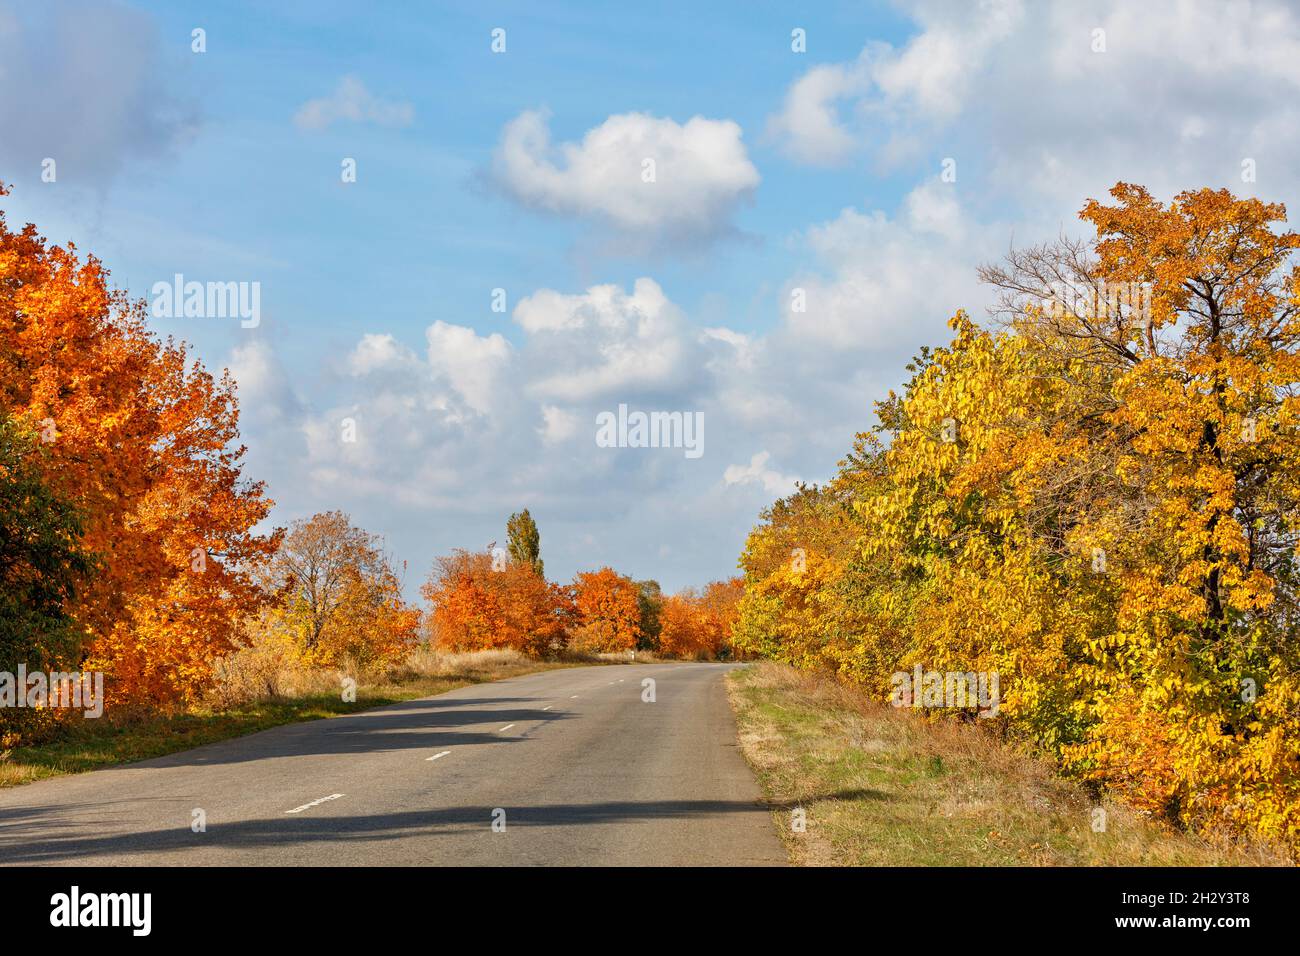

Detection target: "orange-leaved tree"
[0, 181, 279, 708]
[569, 567, 642, 653]
[423, 548, 572, 656]
[659, 579, 744, 660]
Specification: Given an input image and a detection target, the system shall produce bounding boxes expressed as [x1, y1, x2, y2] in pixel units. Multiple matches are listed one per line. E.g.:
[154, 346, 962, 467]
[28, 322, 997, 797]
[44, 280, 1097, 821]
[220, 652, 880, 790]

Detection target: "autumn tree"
[424, 548, 571, 656]
[735, 183, 1300, 852]
[658, 592, 705, 659]
[507, 509, 543, 577]
[0, 181, 279, 708]
[658, 579, 744, 660]
[699, 578, 744, 658]
[256, 511, 418, 670]
[980, 185, 1300, 830]
[570, 567, 641, 653]
[733, 479, 876, 674]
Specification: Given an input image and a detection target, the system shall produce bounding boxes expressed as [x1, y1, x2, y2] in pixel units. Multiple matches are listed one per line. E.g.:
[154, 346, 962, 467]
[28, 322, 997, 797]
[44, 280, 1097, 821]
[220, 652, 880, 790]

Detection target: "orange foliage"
[658, 578, 742, 660]
[570, 567, 641, 653]
[0, 182, 278, 708]
[423, 550, 571, 657]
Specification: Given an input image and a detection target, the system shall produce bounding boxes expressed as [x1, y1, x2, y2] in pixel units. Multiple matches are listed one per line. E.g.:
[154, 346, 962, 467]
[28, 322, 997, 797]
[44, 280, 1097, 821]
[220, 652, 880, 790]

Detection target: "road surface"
[0, 662, 786, 866]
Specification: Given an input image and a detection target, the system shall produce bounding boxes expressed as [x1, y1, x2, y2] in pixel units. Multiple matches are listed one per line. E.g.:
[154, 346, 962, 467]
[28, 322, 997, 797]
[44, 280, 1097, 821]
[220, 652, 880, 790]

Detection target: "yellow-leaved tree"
[255, 511, 419, 673]
[736, 183, 1300, 853]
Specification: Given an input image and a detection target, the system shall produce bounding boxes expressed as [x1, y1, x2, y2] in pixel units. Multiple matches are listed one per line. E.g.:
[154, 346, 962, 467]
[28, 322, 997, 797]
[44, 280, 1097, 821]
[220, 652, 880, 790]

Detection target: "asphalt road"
[0, 662, 787, 866]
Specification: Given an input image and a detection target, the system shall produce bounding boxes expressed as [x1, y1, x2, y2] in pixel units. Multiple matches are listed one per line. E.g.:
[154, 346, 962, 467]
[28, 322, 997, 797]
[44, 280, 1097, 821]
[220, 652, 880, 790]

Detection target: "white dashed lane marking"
[498, 723, 515, 732]
[285, 793, 344, 814]
[426, 750, 451, 762]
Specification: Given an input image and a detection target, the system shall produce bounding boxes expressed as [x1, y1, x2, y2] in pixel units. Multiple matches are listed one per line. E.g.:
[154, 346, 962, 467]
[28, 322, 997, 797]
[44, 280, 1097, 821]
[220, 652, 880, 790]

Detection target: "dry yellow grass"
[728, 662, 1289, 867]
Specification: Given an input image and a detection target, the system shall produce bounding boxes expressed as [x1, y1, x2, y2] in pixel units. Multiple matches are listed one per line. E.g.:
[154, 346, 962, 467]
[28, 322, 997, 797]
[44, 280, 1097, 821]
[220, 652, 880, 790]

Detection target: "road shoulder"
[726, 662, 1283, 866]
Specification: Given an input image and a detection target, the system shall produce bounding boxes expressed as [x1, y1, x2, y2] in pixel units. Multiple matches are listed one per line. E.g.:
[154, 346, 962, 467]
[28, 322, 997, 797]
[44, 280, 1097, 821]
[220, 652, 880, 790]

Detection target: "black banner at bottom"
[2, 865, 1292, 941]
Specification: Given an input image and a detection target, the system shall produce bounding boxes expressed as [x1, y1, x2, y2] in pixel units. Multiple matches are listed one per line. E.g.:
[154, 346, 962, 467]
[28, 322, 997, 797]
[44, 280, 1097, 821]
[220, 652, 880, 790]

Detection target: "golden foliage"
[255, 511, 419, 673]
[737, 184, 1300, 853]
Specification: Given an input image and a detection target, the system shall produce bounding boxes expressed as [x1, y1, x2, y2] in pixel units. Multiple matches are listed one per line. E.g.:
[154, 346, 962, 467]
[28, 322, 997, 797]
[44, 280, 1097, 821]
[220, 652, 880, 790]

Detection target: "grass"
[0, 649, 602, 790]
[727, 661, 1289, 866]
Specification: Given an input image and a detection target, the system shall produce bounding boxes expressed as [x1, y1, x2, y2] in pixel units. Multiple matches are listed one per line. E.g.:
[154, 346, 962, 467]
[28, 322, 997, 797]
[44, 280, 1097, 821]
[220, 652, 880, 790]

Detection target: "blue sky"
[3, 0, 1299, 595]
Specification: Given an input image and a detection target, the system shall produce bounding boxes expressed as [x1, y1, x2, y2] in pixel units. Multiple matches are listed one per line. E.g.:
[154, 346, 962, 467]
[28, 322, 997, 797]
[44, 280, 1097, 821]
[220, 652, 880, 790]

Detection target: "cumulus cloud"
[870, 0, 1021, 119]
[779, 180, 988, 350]
[490, 109, 759, 243]
[423, 322, 512, 416]
[766, 59, 871, 166]
[348, 333, 420, 376]
[723, 451, 801, 496]
[242, 275, 826, 587]
[225, 340, 311, 496]
[515, 277, 702, 403]
[538, 405, 579, 444]
[229, 340, 304, 427]
[293, 75, 415, 131]
[766, 0, 1300, 206]
[285, 280, 714, 512]
[767, 1, 1021, 167]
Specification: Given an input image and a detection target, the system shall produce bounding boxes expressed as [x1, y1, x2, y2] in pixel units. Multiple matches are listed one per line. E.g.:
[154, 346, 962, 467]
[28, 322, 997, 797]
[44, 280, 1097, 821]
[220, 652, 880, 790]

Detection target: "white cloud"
[241, 276, 804, 588]
[871, 1, 1021, 119]
[765, 0, 1300, 207]
[538, 405, 579, 444]
[766, 59, 871, 166]
[491, 109, 759, 242]
[287, 280, 713, 507]
[293, 75, 414, 131]
[348, 333, 420, 376]
[224, 340, 312, 498]
[423, 321, 512, 416]
[228, 340, 302, 426]
[767, 2, 1022, 168]
[724, 451, 801, 496]
[781, 181, 986, 350]
[901, 178, 965, 240]
[515, 277, 701, 403]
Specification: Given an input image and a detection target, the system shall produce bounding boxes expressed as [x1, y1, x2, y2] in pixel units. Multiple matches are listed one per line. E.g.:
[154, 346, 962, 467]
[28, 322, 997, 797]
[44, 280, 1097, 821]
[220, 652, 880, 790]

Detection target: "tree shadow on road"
[0, 797, 778, 864]
[83, 703, 577, 769]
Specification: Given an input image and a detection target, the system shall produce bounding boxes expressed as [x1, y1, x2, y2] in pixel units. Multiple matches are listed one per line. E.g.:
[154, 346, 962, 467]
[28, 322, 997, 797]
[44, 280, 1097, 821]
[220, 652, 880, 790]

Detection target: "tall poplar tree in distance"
[507, 509, 543, 578]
